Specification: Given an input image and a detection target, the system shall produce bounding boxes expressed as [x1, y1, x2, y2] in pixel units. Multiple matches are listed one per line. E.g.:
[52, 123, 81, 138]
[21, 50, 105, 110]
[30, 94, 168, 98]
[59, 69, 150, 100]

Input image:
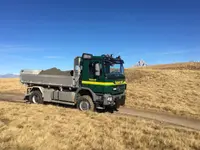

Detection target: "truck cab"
[79, 53, 126, 109]
[20, 53, 126, 111]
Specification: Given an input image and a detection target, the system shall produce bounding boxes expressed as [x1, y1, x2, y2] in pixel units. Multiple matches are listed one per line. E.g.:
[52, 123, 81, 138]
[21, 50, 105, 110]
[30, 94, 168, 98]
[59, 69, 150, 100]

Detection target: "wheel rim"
[79, 101, 90, 111]
[32, 95, 39, 104]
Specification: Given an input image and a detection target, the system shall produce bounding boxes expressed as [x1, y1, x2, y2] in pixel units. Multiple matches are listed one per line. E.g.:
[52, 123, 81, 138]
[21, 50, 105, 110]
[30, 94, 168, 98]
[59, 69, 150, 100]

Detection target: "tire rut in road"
[0, 93, 24, 103]
[118, 107, 200, 131]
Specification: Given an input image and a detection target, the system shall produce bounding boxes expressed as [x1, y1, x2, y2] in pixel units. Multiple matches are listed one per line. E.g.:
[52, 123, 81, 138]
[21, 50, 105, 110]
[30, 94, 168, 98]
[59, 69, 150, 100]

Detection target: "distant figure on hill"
[136, 59, 147, 67]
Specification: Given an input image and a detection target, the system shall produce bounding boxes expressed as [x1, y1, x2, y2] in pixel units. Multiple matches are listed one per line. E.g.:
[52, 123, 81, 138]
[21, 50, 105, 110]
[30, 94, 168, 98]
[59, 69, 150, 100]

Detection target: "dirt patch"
[0, 93, 24, 102]
[39, 67, 73, 76]
[0, 117, 11, 125]
[118, 107, 200, 131]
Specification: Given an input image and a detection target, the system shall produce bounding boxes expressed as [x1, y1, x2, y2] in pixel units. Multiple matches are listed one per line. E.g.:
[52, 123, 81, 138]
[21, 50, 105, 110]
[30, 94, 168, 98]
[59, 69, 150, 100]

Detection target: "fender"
[28, 86, 45, 97]
[75, 87, 97, 102]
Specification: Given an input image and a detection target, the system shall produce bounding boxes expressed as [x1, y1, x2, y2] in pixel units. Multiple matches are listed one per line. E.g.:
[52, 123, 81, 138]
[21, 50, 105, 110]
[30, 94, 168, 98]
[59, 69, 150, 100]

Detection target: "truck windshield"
[104, 62, 124, 75]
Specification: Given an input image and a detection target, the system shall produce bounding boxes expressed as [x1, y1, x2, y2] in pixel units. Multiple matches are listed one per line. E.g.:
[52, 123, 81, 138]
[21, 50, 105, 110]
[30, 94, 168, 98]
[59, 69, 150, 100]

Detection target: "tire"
[115, 101, 120, 109]
[120, 96, 126, 106]
[29, 90, 43, 104]
[77, 95, 95, 111]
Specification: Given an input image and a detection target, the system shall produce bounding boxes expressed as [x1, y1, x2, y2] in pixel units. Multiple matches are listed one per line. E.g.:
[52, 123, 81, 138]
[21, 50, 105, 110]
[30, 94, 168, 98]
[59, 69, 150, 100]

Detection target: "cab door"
[85, 60, 104, 93]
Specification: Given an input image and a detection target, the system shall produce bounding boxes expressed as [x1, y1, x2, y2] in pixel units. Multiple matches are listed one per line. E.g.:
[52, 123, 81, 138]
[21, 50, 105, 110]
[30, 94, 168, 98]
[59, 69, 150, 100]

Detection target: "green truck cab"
[20, 53, 126, 111]
[80, 53, 126, 109]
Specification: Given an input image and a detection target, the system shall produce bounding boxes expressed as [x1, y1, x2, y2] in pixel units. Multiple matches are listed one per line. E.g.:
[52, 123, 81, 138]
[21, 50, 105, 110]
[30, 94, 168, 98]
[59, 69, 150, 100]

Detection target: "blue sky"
[0, 0, 200, 74]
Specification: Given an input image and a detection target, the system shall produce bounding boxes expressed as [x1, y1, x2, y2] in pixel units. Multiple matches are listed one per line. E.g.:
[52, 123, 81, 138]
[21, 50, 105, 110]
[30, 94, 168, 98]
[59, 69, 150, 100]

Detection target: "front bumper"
[103, 93, 126, 107]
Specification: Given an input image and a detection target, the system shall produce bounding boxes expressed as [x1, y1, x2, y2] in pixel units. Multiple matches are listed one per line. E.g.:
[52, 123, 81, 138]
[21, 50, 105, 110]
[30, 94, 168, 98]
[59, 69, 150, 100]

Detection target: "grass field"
[126, 68, 200, 119]
[0, 102, 200, 150]
[0, 62, 200, 149]
[0, 62, 200, 119]
[144, 62, 200, 70]
[0, 78, 25, 94]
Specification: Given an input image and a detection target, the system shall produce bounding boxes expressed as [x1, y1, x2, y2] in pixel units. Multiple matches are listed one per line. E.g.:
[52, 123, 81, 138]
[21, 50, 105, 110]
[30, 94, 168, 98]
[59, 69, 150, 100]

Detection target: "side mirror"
[95, 63, 100, 76]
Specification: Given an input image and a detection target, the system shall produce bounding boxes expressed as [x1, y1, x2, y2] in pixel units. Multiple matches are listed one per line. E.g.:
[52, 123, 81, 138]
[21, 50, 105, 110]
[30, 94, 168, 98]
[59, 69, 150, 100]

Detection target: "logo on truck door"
[89, 78, 97, 81]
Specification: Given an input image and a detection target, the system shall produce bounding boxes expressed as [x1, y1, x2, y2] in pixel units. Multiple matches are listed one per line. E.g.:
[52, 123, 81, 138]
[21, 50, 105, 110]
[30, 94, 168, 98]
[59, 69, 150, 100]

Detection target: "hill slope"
[136, 62, 200, 70]
[0, 78, 25, 94]
[0, 102, 200, 150]
[126, 63, 200, 118]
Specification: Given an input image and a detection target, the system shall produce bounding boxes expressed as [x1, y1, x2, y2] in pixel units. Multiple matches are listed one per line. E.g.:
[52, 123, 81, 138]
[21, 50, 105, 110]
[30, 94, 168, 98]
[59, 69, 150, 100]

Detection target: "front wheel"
[77, 95, 95, 111]
[29, 90, 43, 104]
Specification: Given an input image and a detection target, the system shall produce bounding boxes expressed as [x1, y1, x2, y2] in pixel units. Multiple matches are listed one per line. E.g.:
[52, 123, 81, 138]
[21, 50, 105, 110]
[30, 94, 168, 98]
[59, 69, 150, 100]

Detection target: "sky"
[0, 0, 200, 74]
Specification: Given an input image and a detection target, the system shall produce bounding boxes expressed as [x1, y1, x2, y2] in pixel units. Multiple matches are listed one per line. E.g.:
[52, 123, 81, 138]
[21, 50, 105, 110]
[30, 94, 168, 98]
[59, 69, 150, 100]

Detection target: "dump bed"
[20, 69, 74, 87]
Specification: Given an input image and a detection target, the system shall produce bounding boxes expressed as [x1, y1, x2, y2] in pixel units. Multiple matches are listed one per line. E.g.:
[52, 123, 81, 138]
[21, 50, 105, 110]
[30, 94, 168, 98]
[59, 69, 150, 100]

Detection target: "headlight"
[107, 96, 113, 101]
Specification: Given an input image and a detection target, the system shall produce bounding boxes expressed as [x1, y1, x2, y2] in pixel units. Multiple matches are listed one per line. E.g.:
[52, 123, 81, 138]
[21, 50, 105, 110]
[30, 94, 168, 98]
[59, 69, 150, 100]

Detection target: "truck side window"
[89, 61, 102, 76]
[99, 63, 102, 75]
[89, 62, 95, 75]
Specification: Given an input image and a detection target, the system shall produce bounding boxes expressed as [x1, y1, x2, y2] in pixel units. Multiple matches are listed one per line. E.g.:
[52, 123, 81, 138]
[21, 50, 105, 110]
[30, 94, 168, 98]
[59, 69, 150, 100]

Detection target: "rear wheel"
[29, 90, 43, 104]
[77, 95, 95, 111]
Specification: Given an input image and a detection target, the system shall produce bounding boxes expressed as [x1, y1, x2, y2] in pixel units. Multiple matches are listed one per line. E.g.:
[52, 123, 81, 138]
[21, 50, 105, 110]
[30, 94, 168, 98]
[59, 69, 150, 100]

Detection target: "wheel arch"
[75, 87, 96, 103]
[29, 86, 44, 97]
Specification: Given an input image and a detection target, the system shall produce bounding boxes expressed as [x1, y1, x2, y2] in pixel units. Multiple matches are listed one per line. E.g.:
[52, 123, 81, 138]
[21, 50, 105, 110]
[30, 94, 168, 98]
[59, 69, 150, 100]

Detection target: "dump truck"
[20, 53, 126, 111]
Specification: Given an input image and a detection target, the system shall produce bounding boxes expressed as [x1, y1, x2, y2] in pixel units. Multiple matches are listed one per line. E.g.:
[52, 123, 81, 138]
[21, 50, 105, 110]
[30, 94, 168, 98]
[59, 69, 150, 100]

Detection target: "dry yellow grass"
[0, 78, 25, 94]
[0, 102, 200, 150]
[139, 62, 200, 70]
[126, 68, 200, 119]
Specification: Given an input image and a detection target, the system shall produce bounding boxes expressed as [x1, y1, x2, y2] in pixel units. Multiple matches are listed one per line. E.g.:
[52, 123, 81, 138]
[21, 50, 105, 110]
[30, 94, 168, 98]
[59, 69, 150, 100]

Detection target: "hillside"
[135, 62, 200, 70]
[126, 62, 200, 118]
[0, 102, 200, 150]
[0, 62, 200, 119]
[126, 68, 200, 118]
[0, 78, 25, 94]
[0, 63, 200, 149]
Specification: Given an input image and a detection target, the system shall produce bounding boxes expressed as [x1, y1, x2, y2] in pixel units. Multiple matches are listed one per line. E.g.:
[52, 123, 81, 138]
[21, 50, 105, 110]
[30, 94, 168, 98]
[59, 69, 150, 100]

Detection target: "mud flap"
[24, 94, 31, 101]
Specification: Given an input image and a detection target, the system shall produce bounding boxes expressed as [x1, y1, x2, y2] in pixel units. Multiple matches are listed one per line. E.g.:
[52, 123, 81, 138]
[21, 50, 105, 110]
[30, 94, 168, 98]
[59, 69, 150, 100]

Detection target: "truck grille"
[116, 85, 125, 92]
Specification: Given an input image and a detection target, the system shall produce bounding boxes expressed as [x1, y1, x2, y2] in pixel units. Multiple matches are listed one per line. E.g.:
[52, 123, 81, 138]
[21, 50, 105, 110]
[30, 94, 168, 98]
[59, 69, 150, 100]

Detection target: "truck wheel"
[29, 90, 43, 104]
[120, 96, 126, 106]
[77, 95, 95, 111]
[115, 102, 120, 109]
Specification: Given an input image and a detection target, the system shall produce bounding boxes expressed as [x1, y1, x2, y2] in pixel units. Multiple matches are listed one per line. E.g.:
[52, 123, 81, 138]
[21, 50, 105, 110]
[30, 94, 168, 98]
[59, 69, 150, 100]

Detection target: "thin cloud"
[23, 58, 36, 61]
[1, 54, 36, 61]
[0, 44, 45, 52]
[44, 56, 65, 59]
[145, 50, 197, 56]
[0, 44, 26, 48]
[159, 50, 192, 55]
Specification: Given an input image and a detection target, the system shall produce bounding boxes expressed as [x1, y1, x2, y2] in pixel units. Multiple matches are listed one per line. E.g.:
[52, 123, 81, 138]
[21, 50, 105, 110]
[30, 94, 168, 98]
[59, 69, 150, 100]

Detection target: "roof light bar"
[82, 53, 93, 59]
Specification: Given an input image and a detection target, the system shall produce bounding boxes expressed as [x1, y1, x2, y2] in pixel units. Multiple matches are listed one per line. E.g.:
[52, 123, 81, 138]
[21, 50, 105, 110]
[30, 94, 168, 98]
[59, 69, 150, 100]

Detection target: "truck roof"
[82, 53, 124, 63]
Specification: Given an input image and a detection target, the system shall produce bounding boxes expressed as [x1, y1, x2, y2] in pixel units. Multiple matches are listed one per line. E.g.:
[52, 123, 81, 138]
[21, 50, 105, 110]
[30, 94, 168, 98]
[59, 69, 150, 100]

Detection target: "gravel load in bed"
[39, 67, 73, 76]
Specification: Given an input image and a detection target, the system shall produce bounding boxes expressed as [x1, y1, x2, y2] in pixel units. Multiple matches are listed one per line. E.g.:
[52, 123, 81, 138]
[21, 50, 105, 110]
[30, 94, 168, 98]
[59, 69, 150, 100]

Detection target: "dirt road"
[1, 93, 200, 131]
[0, 93, 24, 102]
[118, 107, 200, 131]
